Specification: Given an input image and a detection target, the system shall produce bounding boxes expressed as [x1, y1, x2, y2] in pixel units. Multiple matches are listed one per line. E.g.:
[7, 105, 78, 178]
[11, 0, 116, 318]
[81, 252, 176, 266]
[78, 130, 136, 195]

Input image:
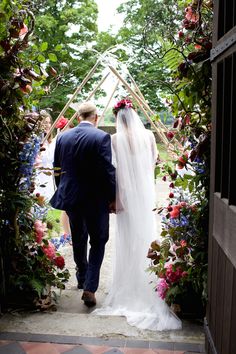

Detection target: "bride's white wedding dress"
[94, 107, 181, 331]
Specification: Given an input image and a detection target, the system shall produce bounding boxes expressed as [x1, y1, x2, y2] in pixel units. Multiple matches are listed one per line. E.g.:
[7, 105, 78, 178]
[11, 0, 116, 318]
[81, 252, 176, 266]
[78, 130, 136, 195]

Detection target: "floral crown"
[113, 99, 133, 114]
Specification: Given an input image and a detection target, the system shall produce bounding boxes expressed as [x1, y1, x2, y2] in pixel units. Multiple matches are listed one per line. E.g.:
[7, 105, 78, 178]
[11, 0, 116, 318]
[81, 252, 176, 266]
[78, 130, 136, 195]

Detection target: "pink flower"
[34, 220, 47, 244]
[185, 6, 199, 23]
[43, 241, 56, 260]
[19, 24, 28, 37]
[165, 264, 187, 284]
[156, 279, 169, 299]
[180, 240, 187, 247]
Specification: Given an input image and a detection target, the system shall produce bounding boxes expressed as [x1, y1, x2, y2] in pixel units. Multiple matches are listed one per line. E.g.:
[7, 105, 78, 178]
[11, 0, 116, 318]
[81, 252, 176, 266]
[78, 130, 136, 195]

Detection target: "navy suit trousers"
[66, 202, 109, 293]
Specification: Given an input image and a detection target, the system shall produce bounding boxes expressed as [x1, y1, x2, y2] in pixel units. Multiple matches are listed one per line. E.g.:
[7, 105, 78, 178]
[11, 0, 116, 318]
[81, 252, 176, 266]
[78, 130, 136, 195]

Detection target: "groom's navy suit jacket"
[50, 122, 116, 211]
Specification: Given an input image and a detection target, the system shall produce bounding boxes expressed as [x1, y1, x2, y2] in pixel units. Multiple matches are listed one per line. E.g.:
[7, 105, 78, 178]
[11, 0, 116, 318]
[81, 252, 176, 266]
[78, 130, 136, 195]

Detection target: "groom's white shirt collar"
[79, 120, 94, 126]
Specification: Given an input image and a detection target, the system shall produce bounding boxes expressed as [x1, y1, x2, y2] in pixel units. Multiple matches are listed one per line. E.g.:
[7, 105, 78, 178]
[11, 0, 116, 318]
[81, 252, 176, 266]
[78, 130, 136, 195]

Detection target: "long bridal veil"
[94, 107, 181, 331]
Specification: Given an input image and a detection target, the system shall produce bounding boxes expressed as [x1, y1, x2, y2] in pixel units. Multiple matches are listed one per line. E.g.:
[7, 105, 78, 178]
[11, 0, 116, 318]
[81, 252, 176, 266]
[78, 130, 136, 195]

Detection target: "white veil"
[94, 107, 181, 331]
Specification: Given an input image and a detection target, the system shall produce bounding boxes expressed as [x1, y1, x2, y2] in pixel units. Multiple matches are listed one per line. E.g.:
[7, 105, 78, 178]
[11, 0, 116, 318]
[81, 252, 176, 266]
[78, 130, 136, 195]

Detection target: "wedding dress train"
[94, 107, 181, 331]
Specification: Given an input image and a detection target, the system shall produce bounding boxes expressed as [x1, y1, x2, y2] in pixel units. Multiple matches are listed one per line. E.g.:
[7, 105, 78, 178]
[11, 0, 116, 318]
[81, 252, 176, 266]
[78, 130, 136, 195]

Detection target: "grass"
[157, 143, 173, 162]
[46, 208, 61, 236]
[47, 208, 61, 221]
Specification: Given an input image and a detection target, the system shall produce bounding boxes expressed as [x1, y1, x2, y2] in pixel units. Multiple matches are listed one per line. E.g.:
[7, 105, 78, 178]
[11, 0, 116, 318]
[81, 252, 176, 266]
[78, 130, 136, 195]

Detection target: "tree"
[29, 0, 99, 117]
[117, 0, 185, 111]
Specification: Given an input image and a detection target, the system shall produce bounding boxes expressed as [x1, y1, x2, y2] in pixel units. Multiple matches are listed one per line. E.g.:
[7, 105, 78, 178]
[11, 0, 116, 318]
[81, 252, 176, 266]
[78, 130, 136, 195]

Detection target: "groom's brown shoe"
[81, 291, 96, 307]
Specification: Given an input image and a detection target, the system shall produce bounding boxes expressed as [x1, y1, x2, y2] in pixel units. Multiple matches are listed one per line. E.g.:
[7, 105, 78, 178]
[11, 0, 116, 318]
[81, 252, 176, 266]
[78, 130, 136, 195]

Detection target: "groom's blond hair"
[78, 102, 97, 120]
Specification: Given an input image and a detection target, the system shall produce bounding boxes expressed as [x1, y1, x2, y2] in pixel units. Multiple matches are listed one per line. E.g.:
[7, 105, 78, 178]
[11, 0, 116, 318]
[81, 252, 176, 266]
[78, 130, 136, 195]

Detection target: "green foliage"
[0, 0, 69, 310]
[46, 209, 61, 236]
[28, 0, 99, 117]
[146, 0, 213, 315]
[117, 0, 185, 111]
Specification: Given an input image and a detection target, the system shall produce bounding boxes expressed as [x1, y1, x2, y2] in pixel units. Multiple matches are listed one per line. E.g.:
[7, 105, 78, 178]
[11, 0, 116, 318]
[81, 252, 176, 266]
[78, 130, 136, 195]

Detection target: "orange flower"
[170, 206, 180, 218]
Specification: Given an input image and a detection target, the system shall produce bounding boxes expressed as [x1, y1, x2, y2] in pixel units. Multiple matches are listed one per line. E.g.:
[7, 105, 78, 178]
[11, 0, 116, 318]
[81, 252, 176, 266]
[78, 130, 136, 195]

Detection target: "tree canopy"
[30, 0, 99, 116]
[116, 0, 189, 110]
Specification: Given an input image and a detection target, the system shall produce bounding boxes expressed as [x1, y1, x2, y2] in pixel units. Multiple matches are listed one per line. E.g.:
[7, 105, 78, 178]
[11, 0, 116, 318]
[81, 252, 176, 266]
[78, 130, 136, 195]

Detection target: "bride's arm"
[111, 134, 117, 168]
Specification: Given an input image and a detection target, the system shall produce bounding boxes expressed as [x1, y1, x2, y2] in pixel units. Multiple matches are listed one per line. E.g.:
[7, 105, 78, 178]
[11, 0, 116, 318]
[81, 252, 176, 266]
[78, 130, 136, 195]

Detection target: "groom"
[50, 102, 116, 307]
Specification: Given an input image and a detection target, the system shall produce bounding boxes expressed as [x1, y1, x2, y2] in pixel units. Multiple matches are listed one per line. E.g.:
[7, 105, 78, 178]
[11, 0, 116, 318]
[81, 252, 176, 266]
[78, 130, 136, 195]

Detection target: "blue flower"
[19, 134, 41, 191]
[51, 235, 72, 250]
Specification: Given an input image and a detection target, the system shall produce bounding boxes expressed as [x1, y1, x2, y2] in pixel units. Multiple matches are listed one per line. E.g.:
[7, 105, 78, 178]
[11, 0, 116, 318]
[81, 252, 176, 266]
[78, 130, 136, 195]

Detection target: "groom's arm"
[98, 134, 116, 203]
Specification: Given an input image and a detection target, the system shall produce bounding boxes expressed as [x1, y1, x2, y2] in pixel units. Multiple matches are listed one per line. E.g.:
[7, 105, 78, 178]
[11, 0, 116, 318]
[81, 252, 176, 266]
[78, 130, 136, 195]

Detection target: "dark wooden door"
[206, 1, 236, 354]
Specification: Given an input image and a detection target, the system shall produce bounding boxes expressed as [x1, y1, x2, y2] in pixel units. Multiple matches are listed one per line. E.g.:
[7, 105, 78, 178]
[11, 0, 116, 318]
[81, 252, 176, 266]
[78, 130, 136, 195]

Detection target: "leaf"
[48, 53, 57, 62]
[40, 42, 48, 51]
[150, 240, 160, 251]
[160, 238, 170, 258]
[38, 54, 46, 63]
[184, 174, 194, 180]
[30, 278, 44, 296]
[155, 166, 161, 177]
[182, 179, 188, 190]
[189, 180, 194, 193]
[161, 230, 168, 237]
[55, 44, 62, 51]
[174, 179, 183, 187]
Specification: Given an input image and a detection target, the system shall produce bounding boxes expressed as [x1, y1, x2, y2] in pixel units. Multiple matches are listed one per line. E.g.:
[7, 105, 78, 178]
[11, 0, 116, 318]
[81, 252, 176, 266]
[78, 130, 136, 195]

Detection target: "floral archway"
[0, 0, 212, 315]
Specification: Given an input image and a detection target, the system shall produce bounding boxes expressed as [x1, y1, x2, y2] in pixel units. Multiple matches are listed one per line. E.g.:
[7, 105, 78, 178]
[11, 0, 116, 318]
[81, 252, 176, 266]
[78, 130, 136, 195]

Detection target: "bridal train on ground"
[94, 104, 181, 331]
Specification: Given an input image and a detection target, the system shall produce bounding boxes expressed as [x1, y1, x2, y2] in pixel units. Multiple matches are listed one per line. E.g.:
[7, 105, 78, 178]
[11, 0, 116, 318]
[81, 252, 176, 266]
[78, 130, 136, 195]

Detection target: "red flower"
[54, 256, 65, 269]
[178, 31, 184, 38]
[177, 153, 188, 169]
[55, 116, 68, 129]
[195, 44, 202, 50]
[167, 131, 174, 140]
[170, 172, 178, 180]
[169, 182, 174, 188]
[162, 176, 167, 181]
[169, 192, 174, 198]
[43, 241, 56, 260]
[113, 99, 133, 114]
[184, 114, 191, 125]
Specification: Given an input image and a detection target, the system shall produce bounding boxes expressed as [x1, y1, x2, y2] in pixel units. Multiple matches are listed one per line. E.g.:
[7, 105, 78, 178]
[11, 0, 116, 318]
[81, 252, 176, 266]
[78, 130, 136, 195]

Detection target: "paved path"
[0, 180, 205, 353]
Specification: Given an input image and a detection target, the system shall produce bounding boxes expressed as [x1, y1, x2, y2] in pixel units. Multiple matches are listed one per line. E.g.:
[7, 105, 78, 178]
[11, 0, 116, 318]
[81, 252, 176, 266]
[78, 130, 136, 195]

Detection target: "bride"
[94, 99, 181, 331]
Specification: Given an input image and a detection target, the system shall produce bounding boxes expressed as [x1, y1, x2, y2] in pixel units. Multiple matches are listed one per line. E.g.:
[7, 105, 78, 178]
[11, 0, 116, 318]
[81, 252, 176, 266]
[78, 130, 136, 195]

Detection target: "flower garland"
[113, 99, 133, 114]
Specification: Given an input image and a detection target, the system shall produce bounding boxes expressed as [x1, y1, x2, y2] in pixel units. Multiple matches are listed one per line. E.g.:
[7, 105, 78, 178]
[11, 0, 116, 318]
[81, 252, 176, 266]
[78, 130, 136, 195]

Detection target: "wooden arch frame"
[43, 55, 178, 151]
